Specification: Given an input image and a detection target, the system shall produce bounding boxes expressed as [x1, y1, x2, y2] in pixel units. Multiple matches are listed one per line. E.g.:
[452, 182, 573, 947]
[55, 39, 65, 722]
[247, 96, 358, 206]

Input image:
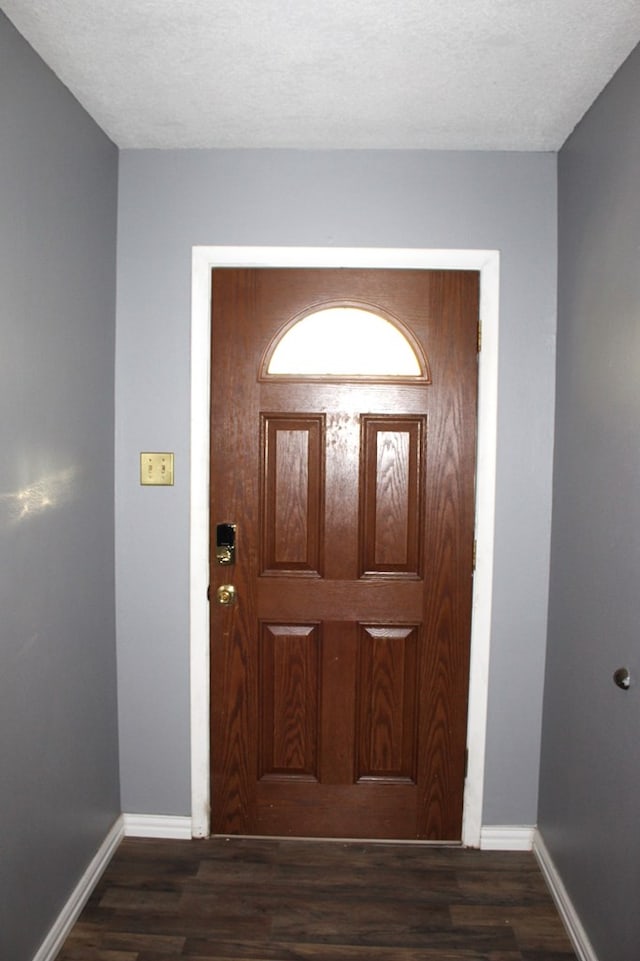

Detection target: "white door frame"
[189, 246, 499, 846]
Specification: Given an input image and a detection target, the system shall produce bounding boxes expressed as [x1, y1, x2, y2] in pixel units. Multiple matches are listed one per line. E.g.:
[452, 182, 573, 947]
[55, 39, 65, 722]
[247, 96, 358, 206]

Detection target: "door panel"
[355, 624, 419, 782]
[210, 268, 479, 840]
[258, 623, 320, 780]
[360, 416, 425, 575]
[261, 414, 324, 575]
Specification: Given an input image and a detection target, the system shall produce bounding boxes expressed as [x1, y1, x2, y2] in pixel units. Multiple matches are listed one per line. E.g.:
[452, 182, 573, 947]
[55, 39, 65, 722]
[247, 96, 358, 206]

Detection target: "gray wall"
[116, 148, 557, 823]
[539, 43, 640, 961]
[0, 13, 119, 961]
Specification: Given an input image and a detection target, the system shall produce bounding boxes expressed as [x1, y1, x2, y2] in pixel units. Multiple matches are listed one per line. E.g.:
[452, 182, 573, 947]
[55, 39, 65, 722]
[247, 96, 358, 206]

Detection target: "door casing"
[190, 246, 500, 846]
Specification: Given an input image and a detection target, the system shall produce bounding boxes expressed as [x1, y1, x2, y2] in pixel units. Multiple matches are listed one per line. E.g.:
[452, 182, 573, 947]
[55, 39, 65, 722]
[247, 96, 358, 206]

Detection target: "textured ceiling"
[3, 0, 640, 150]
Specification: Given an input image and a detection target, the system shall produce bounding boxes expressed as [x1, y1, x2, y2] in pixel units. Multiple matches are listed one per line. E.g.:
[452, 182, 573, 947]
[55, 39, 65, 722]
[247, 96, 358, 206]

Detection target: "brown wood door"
[210, 268, 479, 840]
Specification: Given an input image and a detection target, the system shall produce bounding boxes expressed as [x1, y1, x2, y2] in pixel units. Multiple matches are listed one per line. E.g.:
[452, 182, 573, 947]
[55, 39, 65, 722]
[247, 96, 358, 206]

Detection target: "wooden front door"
[210, 268, 479, 840]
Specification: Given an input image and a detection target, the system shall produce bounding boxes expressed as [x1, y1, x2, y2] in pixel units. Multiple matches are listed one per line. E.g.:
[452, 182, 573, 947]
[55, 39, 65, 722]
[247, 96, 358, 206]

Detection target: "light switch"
[140, 452, 174, 486]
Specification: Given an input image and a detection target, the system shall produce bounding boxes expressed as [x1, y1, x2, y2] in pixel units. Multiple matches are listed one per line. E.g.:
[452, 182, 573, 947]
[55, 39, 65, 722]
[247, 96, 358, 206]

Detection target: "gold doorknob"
[216, 584, 236, 605]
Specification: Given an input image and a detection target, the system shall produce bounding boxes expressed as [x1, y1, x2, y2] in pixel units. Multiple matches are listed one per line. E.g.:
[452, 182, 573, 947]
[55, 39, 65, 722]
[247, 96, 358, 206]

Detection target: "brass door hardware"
[216, 522, 236, 565]
[216, 584, 236, 605]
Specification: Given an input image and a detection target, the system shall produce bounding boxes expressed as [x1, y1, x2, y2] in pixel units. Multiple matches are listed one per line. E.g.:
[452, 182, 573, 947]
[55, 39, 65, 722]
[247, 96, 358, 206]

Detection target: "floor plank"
[55, 838, 577, 961]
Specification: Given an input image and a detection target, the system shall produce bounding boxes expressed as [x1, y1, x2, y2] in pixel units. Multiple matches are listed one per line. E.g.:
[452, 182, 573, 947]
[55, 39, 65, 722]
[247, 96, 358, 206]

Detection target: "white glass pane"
[267, 307, 422, 376]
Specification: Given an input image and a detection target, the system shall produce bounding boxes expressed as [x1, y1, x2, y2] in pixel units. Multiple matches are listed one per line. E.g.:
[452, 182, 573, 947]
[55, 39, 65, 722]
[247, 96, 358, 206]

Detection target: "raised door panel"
[360, 416, 425, 576]
[260, 414, 324, 576]
[356, 625, 419, 783]
[259, 623, 321, 781]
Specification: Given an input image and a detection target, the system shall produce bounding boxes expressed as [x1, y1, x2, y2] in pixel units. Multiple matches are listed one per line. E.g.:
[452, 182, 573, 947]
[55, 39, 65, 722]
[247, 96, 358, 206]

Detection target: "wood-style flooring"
[55, 837, 576, 961]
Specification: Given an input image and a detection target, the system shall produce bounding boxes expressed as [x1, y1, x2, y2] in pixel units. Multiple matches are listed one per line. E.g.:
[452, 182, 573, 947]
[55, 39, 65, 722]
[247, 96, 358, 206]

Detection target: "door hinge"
[207, 585, 211, 602]
[472, 539, 477, 572]
[464, 748, 469, 779]
[477, 319, 482, 353]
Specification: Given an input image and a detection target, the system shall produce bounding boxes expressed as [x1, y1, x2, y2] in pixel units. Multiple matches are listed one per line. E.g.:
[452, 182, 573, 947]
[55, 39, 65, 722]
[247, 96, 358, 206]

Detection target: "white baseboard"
[122, 813, 192, 839]
[30, 816, 598, 961]
[533, 829, 599, 961]
[480, 824, 535, 850]
[33, 813, 193, 961]
[32, 815, 124, 961]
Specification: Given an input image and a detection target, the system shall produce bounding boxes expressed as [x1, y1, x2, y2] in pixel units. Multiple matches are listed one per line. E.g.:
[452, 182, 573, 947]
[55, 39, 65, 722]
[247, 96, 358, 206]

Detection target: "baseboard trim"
[32, 815, 124, 961]
[533, 829, 599, 961]
[123, 813, 193, 839]
[479, 825, 535, 850]
[30, 817, 598, 961]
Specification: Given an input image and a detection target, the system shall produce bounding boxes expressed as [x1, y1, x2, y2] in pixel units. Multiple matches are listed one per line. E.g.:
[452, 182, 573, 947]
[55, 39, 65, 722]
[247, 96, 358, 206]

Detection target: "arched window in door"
[261, 305, 430, 381]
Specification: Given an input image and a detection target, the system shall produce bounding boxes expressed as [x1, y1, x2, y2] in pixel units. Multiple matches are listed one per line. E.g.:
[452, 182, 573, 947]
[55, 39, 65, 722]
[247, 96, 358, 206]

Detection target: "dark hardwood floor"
[55, 837, 577, 961]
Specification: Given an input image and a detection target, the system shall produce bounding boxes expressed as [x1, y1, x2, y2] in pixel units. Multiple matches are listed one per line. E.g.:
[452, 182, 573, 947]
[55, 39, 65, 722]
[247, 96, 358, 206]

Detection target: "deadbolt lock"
[216, 523, 236, 565]
[216, 584, 236, 606]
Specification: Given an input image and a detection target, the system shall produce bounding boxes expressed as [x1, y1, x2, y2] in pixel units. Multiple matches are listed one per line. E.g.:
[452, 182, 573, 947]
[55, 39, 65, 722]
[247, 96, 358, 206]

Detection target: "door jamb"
[189, 246, 499, 846]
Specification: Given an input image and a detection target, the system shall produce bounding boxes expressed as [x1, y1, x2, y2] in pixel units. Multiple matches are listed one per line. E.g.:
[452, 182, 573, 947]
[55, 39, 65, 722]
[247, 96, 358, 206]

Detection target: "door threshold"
[212, 834, 465, 847]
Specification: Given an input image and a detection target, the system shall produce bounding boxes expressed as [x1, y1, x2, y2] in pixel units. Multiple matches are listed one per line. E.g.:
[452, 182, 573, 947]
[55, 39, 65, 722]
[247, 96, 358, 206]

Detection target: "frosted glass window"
[267, 307, 423, 377]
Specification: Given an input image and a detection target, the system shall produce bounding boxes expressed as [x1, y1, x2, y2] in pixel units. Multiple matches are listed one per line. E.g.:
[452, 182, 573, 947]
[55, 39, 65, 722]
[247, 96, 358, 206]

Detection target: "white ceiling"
[3, 0, 640, 151]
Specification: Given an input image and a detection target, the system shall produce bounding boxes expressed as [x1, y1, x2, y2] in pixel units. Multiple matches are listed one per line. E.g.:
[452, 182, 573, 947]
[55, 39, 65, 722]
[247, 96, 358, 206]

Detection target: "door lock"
[216, 584, 236, 606]
[216, 523, 236, 565]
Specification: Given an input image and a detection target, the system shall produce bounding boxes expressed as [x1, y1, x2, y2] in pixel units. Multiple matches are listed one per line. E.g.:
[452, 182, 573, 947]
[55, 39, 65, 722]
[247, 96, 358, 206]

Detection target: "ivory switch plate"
[140, 452, 174, 486]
